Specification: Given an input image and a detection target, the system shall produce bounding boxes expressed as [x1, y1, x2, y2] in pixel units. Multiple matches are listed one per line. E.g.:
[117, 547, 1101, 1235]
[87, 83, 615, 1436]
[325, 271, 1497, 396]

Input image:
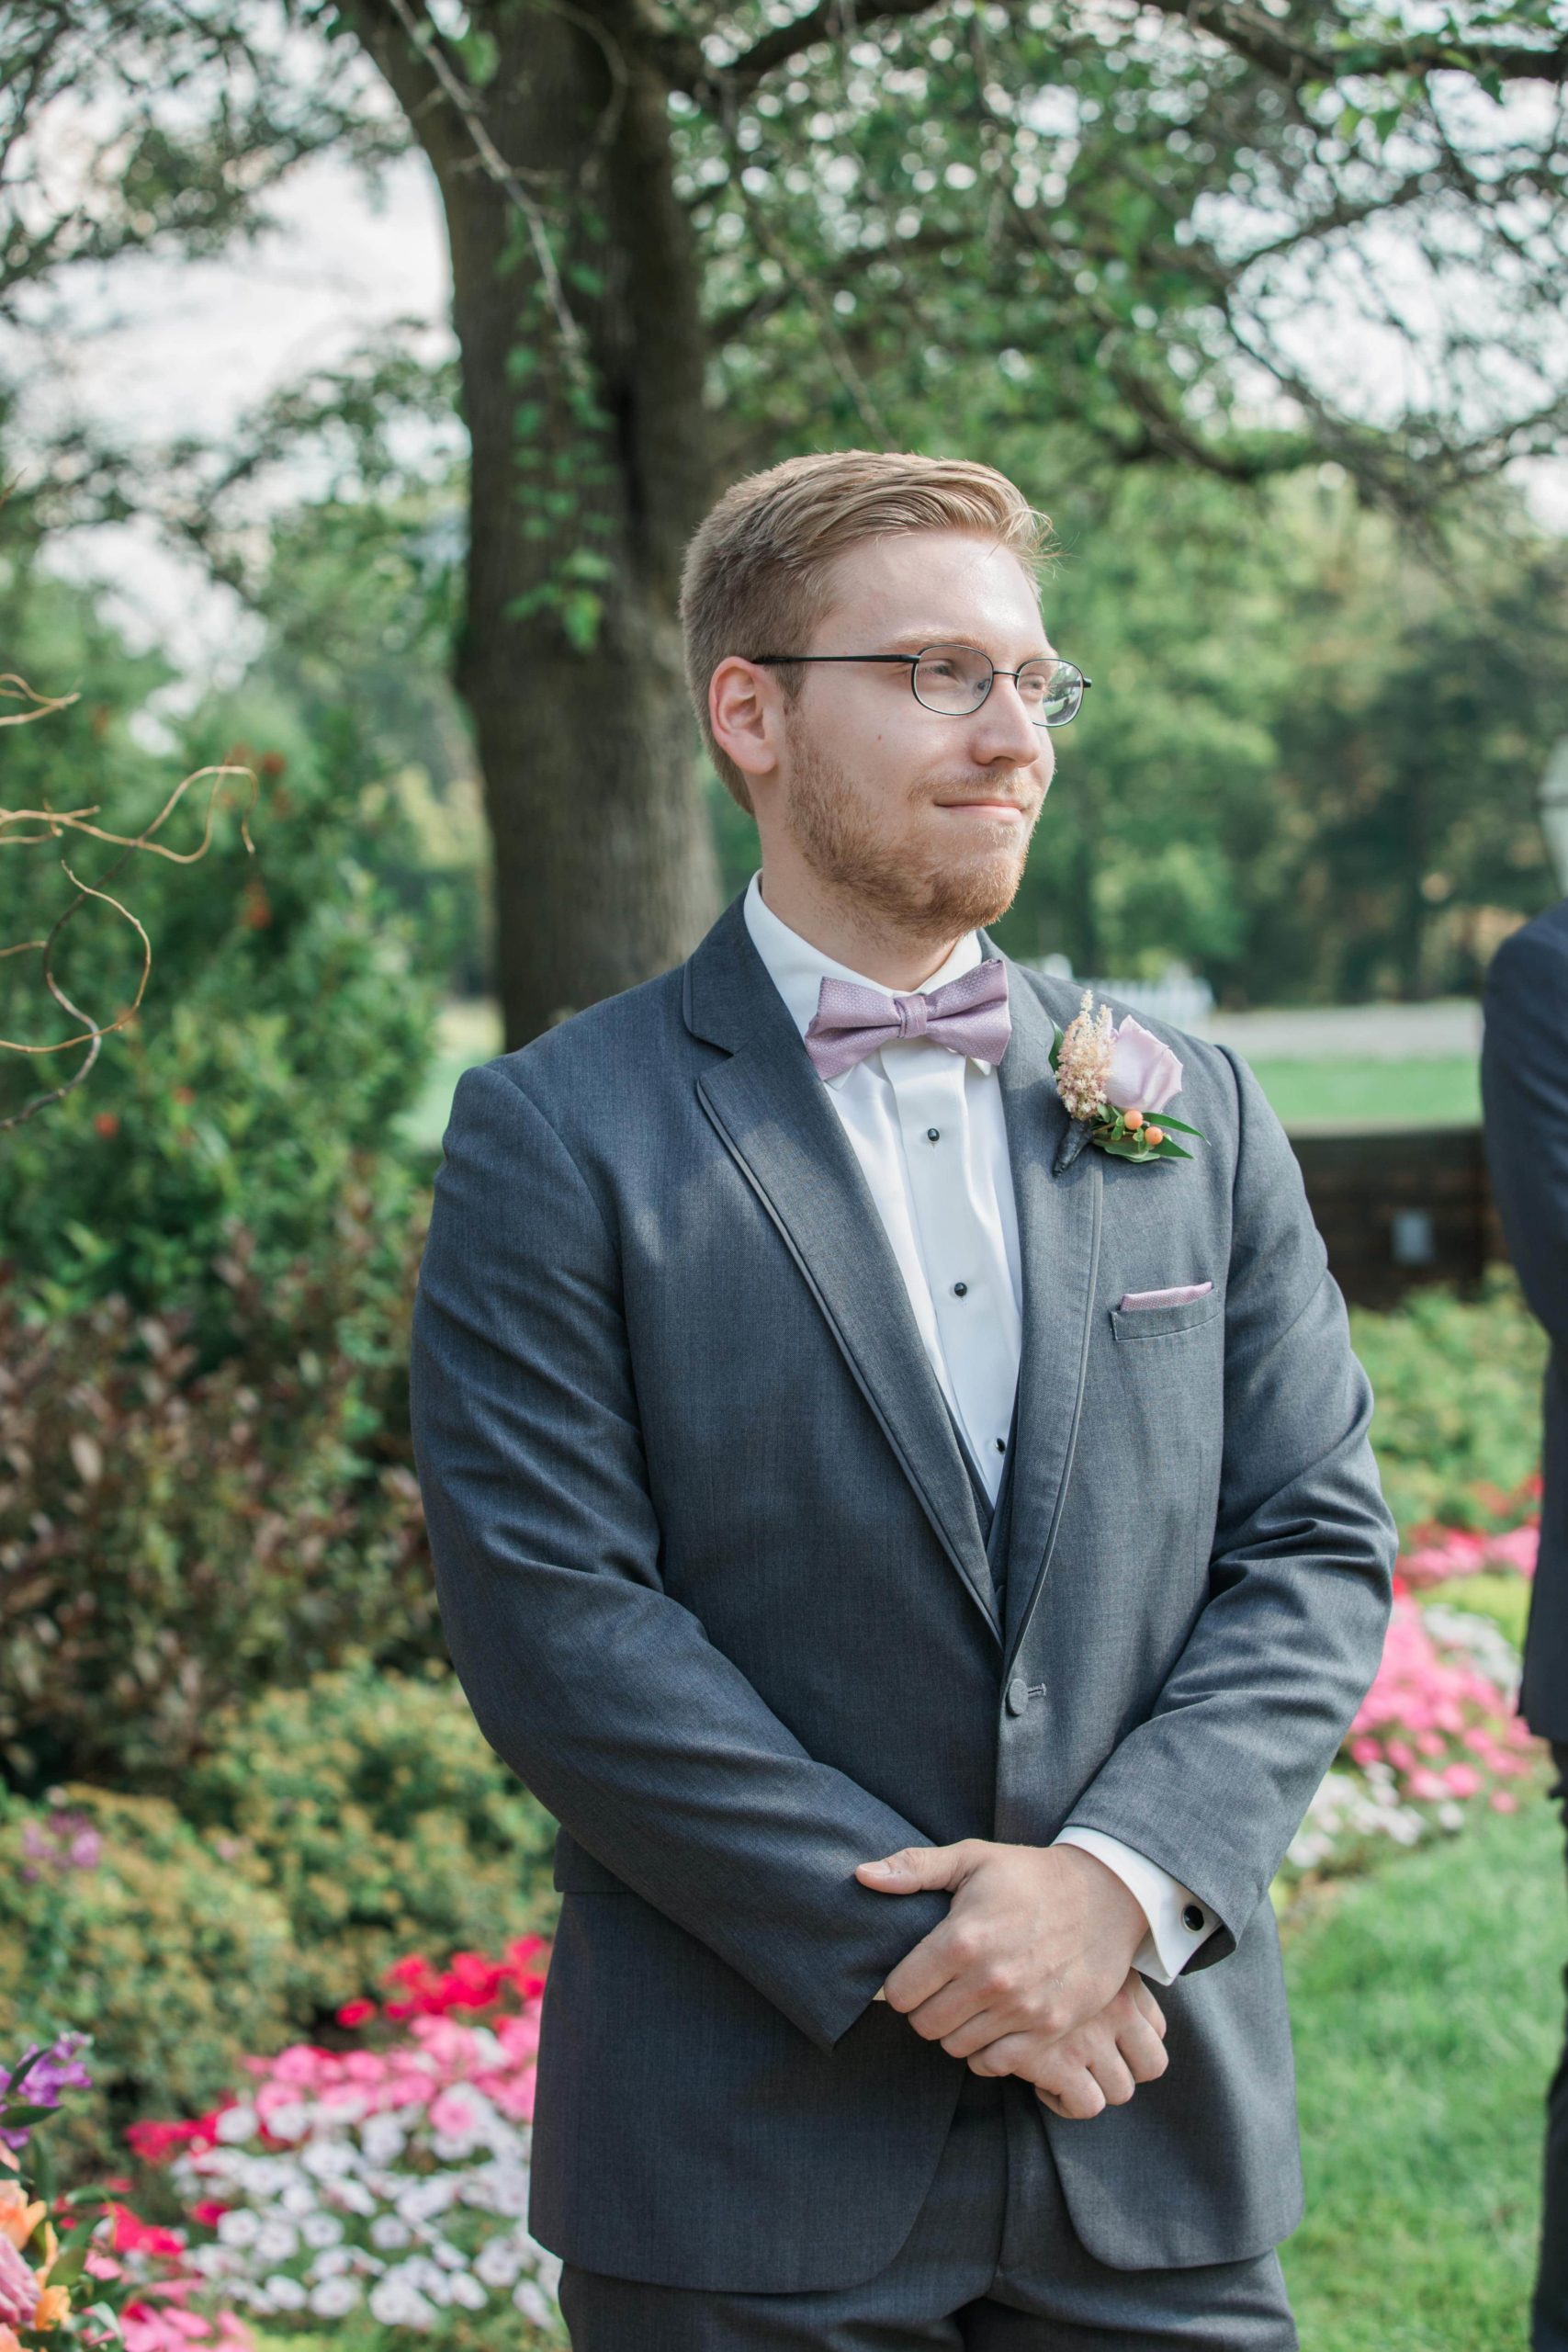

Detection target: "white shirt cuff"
[1054, 1826, 1216, 1985]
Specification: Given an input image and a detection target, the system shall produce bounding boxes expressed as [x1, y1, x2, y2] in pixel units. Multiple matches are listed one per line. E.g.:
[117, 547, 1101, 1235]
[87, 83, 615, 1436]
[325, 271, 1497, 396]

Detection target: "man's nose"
[970, 675, 1048, 760]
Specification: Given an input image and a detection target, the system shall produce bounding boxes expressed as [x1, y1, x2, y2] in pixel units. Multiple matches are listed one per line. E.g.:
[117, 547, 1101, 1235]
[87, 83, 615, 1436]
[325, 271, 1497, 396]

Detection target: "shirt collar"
[741, 866, 990, 1086]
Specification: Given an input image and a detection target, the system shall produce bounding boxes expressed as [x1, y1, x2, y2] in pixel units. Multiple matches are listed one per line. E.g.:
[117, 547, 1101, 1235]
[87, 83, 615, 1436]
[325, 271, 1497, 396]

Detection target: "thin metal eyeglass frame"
[748, 647, 1093, 727]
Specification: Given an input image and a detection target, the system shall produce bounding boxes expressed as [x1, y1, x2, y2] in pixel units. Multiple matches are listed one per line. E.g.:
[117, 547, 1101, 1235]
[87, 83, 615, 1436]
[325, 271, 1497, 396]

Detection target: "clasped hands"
[855, 1839, 1169, 2120]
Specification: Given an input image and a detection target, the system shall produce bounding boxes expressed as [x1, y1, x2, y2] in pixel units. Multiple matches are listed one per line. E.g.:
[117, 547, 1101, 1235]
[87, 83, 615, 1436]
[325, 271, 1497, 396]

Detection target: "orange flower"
[0, 2185, 44, 2249]
[33, 2281, 71, 2328]
[0, 2322, 24, 2352]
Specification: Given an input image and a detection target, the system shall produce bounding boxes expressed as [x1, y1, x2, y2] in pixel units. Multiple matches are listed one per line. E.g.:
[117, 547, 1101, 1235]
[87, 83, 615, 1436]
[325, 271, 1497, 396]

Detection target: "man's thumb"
[856, 1843, 958, 1890]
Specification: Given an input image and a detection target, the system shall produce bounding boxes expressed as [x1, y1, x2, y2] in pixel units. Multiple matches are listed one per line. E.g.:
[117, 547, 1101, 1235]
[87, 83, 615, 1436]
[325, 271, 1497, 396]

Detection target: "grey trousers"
[1533, 1743, 1568, 2352]
[558, 2064, 1299, 2349]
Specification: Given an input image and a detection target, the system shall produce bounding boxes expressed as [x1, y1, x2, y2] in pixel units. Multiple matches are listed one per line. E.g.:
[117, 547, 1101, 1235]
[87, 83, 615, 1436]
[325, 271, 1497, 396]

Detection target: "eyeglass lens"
[913, 643, 1082, 726]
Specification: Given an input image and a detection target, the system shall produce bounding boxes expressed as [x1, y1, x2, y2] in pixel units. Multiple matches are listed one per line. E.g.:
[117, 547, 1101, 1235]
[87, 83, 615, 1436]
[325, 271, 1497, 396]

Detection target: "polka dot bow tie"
[802, 959, 1012, 1081]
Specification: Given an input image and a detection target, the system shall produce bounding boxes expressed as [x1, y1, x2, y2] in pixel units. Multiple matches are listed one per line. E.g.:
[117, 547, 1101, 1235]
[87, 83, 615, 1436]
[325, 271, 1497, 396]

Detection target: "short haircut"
[678, 448, 1058, 816]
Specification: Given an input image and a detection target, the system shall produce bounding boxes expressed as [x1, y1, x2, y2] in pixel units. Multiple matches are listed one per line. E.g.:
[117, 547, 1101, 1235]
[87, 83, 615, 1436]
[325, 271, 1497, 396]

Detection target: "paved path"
[1202, 999, 1482, 1060]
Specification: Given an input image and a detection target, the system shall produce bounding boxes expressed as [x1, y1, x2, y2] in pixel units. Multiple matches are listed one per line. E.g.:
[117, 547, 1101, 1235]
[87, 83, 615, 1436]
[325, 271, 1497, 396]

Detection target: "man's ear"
[710, 655, 783, 786]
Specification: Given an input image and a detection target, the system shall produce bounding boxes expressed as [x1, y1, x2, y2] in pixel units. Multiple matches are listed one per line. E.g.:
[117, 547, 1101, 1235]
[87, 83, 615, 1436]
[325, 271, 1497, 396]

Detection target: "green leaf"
[1155, 1139, 1194, 1159]
[1152, 1113, 1208, 1139]
[48, 2236, 93, 2289]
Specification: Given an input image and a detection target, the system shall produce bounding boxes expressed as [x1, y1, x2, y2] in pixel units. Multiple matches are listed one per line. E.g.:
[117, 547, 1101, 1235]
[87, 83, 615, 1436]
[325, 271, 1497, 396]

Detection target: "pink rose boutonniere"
[1049, 989, 1209, 1164]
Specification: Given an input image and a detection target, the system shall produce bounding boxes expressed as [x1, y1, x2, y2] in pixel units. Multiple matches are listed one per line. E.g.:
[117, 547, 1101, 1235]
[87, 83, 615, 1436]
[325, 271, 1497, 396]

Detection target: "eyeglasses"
[749, 642, 1092, 728]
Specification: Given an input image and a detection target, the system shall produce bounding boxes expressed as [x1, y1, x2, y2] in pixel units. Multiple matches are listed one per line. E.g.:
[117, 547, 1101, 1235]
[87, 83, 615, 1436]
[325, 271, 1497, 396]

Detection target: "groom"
[409, 449, 1396, 2348]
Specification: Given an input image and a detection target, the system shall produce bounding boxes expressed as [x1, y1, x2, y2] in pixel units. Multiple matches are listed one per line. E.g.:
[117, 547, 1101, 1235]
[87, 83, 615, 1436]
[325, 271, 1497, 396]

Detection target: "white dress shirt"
[742, 867, 1214, 1984]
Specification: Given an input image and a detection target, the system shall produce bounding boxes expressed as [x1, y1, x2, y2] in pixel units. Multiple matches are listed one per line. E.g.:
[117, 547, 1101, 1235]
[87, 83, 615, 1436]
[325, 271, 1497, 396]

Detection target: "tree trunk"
[352, 2, 723, 1046]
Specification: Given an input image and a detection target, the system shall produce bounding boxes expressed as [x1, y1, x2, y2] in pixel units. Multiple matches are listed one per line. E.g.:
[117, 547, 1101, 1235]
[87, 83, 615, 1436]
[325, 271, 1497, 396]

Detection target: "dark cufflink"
[1181, 1904, 1206, 1933]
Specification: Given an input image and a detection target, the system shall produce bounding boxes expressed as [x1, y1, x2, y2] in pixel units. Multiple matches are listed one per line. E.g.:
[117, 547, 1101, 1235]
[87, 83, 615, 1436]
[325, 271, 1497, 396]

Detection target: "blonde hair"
[679, 449, 1059, 816]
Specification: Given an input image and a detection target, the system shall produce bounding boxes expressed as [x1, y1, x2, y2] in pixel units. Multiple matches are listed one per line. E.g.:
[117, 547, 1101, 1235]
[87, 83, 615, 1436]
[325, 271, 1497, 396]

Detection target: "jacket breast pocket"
[1109, 1290, 1224, 1342]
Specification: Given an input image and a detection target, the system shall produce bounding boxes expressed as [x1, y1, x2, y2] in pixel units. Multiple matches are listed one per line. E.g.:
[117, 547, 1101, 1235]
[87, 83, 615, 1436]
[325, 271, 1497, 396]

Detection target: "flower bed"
[1, 1946, 565, 2352]
[1283, 1507, 1546, 1883]
[134, 1943, 562, 2338]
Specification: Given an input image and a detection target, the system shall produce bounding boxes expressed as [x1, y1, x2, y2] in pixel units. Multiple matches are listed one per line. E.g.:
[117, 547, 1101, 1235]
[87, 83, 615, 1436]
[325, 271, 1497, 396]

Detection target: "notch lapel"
[985, 945, 1104, 1675]
[684, 893, 1003, 1647]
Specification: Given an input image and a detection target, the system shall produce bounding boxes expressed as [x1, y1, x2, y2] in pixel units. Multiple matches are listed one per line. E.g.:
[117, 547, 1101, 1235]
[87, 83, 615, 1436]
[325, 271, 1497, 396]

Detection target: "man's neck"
[755, 867, 967, 993]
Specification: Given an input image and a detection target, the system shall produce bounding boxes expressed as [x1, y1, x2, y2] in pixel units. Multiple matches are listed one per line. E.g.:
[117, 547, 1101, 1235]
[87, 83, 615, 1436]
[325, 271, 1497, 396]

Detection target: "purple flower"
[0, 2032, 94, 2151]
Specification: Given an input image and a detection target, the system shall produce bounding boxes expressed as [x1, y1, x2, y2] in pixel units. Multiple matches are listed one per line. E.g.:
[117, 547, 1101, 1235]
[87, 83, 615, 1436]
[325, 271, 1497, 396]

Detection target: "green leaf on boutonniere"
[1147, 1112, 1208, 1140]
[1099, 1137, 1180, 1161]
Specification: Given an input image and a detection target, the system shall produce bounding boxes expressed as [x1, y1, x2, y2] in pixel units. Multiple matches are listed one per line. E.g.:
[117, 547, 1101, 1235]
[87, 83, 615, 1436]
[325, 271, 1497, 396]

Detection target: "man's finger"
[1127, 1974, 1168, 2036]
[1114, 2013, 1169, 2086]
[1035, 2068, 1106, 2121]
[855, 1841, 975, 1891]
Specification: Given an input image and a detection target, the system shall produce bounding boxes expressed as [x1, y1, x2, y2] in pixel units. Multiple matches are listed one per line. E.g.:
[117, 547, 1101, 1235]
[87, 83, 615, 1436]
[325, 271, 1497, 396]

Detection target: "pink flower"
[0, 2231, 37, 2328]
[1105, 1018, 1184, 1115]
[1441, 1763, 1483, 1798]
[1491, 1791, 1520, 1813]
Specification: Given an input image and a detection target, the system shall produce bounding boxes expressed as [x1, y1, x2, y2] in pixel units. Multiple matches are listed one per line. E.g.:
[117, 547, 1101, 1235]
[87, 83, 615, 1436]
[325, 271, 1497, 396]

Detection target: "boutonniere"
[1049, 989, 1209, 1163]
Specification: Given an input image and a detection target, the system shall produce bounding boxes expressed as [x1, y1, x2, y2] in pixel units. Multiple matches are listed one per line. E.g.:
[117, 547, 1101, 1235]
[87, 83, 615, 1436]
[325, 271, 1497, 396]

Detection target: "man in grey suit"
[410, 448, 1397, 2347]
[1481, 897, 1568, 2352]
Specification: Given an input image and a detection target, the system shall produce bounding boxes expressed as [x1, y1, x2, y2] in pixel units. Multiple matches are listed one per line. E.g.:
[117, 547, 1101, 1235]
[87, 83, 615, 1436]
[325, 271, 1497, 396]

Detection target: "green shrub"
[1350, 1269, 1548, 1538]
[0, 1782, 294, 2178]
[181, 1657, 559, 2016]
[0, 1187, 437, 1792]
[0, 705, 438, 1354]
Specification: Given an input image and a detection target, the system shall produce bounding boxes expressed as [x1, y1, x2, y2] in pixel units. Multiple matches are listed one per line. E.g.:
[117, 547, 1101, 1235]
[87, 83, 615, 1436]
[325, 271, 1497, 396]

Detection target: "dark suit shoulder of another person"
[1479, 896, 1568, 1742]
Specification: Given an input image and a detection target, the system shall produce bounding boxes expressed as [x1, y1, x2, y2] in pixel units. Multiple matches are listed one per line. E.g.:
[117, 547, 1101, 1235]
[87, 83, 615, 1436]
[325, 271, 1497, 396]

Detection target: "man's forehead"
[874, 622, 1058, 656]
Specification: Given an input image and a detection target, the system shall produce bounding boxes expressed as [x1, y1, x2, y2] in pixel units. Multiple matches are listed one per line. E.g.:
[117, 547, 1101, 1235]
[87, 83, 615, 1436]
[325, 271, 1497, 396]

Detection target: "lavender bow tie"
[803, 958, 1011, 1080]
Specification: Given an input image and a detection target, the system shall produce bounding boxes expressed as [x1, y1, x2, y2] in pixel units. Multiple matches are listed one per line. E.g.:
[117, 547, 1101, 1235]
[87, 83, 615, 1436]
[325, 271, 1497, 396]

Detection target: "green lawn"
[1281, 1780, 1563, 2350]
[1247, 1055, 1482, 1131]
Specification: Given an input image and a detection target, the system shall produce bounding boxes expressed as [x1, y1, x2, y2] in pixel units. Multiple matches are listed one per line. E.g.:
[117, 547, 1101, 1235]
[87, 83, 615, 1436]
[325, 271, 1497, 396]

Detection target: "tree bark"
[351, 0, 723, 1046]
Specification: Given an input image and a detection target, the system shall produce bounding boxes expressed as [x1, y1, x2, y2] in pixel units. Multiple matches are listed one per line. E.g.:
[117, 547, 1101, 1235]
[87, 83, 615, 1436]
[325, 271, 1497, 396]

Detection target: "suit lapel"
[989, 956, 1104, 1674]
[684, 892, 1003, 1646]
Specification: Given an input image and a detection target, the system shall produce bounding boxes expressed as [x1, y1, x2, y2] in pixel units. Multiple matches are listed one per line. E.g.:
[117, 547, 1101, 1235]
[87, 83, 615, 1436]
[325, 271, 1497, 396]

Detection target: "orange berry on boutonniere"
[1145, 1126, 1165, 1148]
[1122, 1108, 1145, 1131]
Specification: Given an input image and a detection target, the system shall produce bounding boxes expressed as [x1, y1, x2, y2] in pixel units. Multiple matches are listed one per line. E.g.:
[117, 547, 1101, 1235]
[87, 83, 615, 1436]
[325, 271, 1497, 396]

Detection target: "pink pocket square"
[1119, 1281, 1214, 1311]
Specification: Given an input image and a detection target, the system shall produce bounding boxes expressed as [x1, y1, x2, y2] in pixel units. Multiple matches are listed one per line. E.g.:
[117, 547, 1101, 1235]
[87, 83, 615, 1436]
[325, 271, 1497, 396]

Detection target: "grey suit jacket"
[1481, 898, 1568, 1742]
[409, 886, 1396, 2291]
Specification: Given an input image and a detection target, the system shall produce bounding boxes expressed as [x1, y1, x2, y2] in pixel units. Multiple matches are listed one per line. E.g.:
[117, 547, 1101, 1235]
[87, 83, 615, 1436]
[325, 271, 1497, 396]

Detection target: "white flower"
[447, 2273, 489, 2311]
[513, 2277, 560, 2327]
[300, 2139, 357, 2182]
[358, 2117, 408, 2165]
[253, 2220, 300, 2265]
[461, 2157, 531, 2217]
[305, 2248, 354, 2280]
[399, 2177, 458, 2224]
[261, 2102, 310, 2141]
[214, 2106, 258, 2144]
[300, 2212, 344, 2248]
[370, 2214, 413, 2251]
[326, 2177, 378, 2218]
[216, 2211, 263, 2248]
[474, 2238, 525, 2289]
[307, 2276, 363, 2316]
[259, 2273, 307, 2310]
[368, 2274, 439, 2328]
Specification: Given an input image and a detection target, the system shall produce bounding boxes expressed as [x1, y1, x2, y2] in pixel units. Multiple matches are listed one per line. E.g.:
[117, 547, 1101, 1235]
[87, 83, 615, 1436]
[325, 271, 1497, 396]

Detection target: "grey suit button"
[953, 1281, 968, 1296]
[1005, 1676, 1029, 1715]
[1182, 1903, 1206, 1933]
[926, 1126, 941, 1142]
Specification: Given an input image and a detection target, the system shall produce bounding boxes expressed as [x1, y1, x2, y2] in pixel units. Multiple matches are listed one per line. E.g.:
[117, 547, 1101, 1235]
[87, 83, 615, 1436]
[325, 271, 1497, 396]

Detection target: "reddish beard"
[781, 721, 1034, 940]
